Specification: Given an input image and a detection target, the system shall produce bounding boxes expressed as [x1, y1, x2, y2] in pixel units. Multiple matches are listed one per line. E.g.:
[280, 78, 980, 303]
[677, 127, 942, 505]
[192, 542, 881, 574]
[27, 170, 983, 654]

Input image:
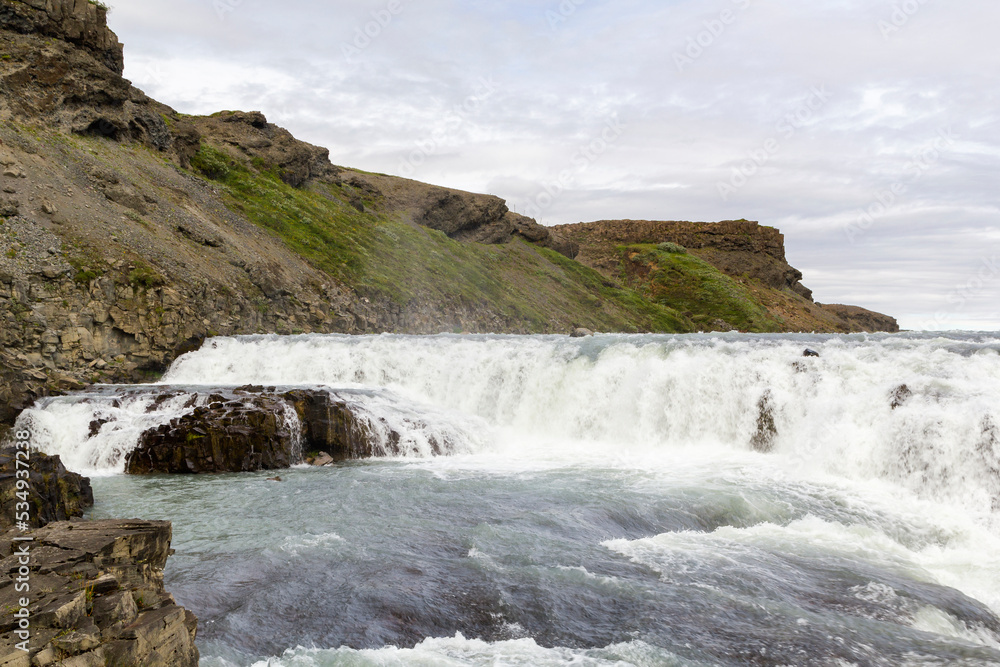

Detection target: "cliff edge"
[555, 219, 899, 334]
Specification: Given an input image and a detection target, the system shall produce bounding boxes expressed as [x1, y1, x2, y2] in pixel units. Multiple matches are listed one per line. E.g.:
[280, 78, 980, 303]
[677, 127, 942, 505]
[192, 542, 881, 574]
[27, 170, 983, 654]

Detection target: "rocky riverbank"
[0, 450, 198, 665]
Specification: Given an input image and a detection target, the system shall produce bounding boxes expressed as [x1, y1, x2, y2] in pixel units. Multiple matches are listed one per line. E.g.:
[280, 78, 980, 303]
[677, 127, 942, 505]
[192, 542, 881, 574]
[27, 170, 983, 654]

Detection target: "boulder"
[124, 395, 296, 474]
[890, 384, 912, 410]
[0, 448, 94, 531]
[311, 452, 334, 467]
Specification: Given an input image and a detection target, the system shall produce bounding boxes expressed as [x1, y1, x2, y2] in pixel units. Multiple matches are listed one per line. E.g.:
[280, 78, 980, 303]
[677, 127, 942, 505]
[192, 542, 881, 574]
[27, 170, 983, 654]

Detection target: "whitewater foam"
[152, 332, 1000, 512]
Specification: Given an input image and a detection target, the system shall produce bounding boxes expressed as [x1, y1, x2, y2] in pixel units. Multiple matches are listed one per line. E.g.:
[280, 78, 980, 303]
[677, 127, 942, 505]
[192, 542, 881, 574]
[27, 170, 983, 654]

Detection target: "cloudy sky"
[107, 0, 998, 331]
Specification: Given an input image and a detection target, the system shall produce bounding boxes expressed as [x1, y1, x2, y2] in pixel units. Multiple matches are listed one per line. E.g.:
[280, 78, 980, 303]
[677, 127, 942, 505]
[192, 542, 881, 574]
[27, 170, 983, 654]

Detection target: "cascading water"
[20, 332, 1000, 666]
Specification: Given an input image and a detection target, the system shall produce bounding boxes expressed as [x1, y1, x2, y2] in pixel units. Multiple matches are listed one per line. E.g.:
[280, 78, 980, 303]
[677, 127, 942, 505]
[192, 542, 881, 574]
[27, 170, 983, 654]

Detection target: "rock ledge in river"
[125, 394, 298, 474]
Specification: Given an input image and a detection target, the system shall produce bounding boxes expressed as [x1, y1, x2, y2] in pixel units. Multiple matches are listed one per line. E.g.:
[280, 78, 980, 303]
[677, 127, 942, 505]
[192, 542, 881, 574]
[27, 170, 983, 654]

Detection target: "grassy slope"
[618, 244, 785, 332]
[190, 143, 693, 333]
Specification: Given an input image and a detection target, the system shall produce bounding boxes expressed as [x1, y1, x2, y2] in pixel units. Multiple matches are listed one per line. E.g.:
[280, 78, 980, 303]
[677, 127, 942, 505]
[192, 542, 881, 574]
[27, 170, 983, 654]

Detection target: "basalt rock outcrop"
[0, 448, 197, 665]
[282, 389, 387, 461]
[0, 0, 123, 73]
[336, 170, 579, 258]
[553, 219, 810, 295]
[125, 394, 298, 474]
[0, 0, 174, 149]
[0, 448, 93, 530]
[122, 387, 411, 474]
[819, 304, 900, 335]
[0, 519, 199, 666]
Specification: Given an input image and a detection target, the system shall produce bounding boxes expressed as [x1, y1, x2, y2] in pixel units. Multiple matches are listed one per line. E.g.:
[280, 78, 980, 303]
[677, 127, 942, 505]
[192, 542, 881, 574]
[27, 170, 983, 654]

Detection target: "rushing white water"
[21, 332, 1000, 666]
[156, 332, 1000, 513]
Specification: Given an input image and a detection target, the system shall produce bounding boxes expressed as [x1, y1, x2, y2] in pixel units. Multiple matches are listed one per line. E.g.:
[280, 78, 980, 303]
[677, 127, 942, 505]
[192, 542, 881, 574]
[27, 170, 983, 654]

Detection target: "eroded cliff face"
[0, 518, 199, 666]
[0, 6, 573, 421]
[0, 0, 123, 73]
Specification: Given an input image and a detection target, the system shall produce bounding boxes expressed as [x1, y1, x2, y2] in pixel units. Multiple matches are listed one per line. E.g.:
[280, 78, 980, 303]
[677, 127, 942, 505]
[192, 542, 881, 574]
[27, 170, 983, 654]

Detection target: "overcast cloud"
[107, 0, 999, 330]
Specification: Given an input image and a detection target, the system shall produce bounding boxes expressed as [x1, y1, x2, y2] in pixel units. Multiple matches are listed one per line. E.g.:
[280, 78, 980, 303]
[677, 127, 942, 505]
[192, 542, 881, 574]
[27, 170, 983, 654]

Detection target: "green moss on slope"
[189, 143, 693, 333]
[618, 244, 784, 332]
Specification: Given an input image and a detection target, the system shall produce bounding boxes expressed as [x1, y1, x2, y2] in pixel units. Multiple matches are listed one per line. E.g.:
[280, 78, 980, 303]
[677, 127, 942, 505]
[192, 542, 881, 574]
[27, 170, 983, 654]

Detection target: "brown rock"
[820, 304, 900, 333]
[312, 451, 334, 466]
[0, 0, 124, 74]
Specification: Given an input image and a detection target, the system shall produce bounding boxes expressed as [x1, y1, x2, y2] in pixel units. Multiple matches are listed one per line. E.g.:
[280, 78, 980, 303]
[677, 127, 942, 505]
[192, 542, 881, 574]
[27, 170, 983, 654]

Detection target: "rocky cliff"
[555, 219, 899, 334]
[0, 0, 897, 430]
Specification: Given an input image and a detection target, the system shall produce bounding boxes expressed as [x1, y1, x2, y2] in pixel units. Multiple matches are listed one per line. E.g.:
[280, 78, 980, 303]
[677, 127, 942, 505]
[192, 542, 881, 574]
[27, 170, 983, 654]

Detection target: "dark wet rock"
[0, 448, 93, 531]
[976, 417, 1000, 511]
[803, 348, 820, 358]
[0, 519, 198, 666]
[282, 390, 387, 461]
[890, 384, 912, 410]
[750, 390, 778, 453]
[125, 395, 296, 474]
[88, 417, 110, 437]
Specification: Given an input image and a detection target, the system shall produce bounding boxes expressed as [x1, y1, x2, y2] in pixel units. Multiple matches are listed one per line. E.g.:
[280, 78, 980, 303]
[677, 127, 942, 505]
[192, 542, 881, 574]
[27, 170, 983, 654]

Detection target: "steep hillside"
[0, 0, 896, 427]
